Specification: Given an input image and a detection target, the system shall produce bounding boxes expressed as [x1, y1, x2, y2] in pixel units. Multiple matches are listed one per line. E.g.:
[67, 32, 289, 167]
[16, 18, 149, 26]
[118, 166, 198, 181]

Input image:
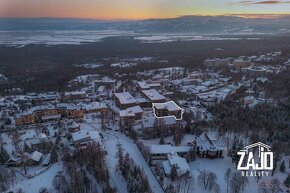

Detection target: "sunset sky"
[1, 0, 290, 20]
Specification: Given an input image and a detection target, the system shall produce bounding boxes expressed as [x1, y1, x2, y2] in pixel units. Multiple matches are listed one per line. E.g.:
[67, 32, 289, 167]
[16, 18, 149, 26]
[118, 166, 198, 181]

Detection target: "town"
[1, 49, 290, 193]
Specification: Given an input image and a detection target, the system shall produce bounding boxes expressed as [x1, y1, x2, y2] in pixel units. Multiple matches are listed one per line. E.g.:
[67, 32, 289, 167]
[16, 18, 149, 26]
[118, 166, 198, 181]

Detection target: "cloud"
[227, 13, 290, 18]
[253, 0, 283, 4]
[228, 0, 290, 5]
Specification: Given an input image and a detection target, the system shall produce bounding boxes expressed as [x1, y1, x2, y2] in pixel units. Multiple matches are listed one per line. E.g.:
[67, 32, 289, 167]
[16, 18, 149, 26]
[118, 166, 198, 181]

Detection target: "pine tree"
[116, 143, 124, 171]
[0, 147, 9, 164]
[170, 165, 178, 181]
[280, 160, 286, 173]
[122, 153, 130, 176]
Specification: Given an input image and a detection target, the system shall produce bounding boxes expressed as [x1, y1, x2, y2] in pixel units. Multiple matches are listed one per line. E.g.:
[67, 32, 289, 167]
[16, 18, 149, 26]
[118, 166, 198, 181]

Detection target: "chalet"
[6, 151, 43, 167]
[25, 136, 52, 153]
[153, 101, 183, 120]
[114, 92, 137, 109]
[196, 132, 224, 158]
[163, 152, 190, 178]
[141, 89, 166, 103]
[67, 121, 80, 133]
[72, 130, 102, 148]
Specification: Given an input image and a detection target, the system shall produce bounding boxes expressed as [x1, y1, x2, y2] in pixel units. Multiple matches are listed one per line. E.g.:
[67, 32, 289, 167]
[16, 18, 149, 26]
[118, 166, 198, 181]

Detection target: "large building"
[153, 101, 183, 120]
[195, 132, 224, 158]
[114, 92, 137, 109]
[119, 105, 143, 127]
[134, 116, 185, 139]
[141, 89, 166, 103]
[62, 91, 87, 102]
[136, 81, 161, 91]
[15, 104, 84, 126]
[149, 144, 191, 160]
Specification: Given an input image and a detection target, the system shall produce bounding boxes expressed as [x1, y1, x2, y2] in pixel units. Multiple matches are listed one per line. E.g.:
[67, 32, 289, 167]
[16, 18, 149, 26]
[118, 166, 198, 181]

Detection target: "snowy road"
[86, 123, 164, 193]
[104, 132, 164, 193]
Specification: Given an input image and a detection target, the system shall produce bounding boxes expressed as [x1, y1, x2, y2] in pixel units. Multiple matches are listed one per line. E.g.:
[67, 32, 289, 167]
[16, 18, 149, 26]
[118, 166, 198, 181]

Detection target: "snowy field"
[0, 30, 135, 47]
[0, 30, 262, 47]
[75, 63, 103, 69]
[7, 162, 63, 193]
[134, 35, 260, 43]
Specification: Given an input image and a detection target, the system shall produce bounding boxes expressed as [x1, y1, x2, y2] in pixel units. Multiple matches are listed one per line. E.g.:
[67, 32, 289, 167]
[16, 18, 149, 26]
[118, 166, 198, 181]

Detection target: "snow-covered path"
[86, 122, 164, 193]
[105, 140, 129, 193]
[103, 132, 164, 193]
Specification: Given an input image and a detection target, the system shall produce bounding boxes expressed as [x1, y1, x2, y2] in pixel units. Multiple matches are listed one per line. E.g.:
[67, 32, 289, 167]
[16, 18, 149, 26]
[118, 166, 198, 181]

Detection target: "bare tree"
[198, 170, 217, 191]
[230, 172, 249, 193]
[258, 178, 280, 193]
[225, 168, 232, 193]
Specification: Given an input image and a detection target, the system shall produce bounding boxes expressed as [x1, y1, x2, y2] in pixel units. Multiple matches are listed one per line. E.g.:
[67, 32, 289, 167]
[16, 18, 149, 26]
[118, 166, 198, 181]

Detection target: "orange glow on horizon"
[0, 0, 289, 20]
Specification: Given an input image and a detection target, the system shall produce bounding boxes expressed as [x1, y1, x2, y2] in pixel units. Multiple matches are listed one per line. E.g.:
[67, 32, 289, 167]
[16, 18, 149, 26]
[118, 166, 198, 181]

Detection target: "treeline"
[53, 143, 116, 193]
[210, 100, 290, 151]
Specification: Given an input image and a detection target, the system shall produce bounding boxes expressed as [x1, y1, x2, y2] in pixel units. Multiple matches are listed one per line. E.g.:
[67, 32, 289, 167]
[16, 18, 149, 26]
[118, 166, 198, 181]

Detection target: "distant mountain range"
[0, 16, 290, 34]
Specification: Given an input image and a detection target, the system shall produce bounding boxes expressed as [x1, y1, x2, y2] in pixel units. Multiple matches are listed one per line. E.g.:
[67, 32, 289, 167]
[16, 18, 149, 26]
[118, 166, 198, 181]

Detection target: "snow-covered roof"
[27, 137, 50, 146]
[41, 114, 61, 121]
[72, 130, 102, 142]
[141, 116, 177, 129]
[120, 105, 143, 117]
[30, 151, 43, 162]
[153, 101, 182, 111]
[149, 144, 191, 155]
[42, 153, 51, 165]
[137, 81, 161, 89]
[78, 102, 107, 111]
[114, 92, 137, 105]
[196, 132, 224, 151]
[64, 91, 86, 96]
[141, 89, 166, 101]
[137, 81, 150, 89]
[56, 103, 82, 110]
[164, 153, 190, 177]
[67, 121, 79, 129]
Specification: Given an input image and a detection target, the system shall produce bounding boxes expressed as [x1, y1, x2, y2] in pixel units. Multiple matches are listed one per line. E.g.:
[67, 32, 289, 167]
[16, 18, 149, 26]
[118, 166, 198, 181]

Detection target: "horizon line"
[1, 13, 290, 21]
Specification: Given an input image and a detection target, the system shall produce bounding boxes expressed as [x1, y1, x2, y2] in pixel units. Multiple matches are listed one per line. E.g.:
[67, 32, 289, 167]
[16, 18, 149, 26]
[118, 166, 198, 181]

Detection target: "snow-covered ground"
[134, 35, 254, 43]
[7, 162, 63, 193]
[75, 63, 103, 69]
[103, 131, 164, 193]
[0, 30, 135, 47]
[85, 118, 164, 193]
